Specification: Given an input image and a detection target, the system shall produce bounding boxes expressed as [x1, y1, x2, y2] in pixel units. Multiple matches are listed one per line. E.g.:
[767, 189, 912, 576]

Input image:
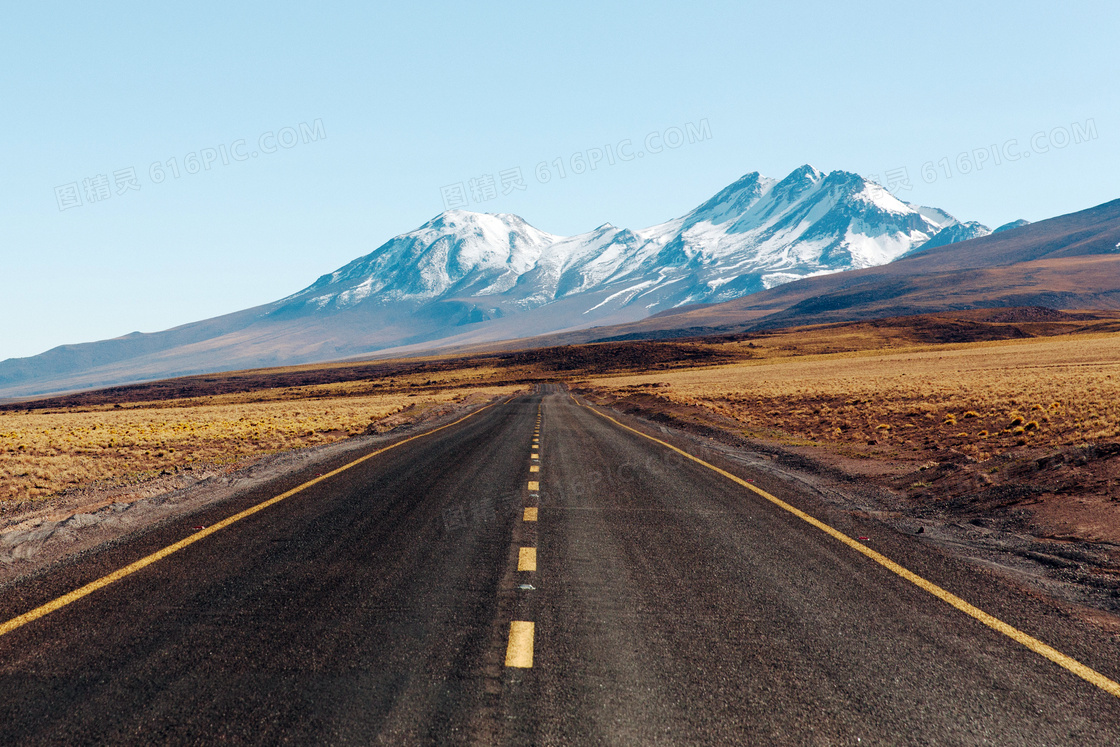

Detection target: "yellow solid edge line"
[528, 480, 540, 491]
[573, 395, 1120, 700]
[530, 465, 539, 472]
[523, 507, 538, 521]
[0, 399, 503, 640]
[518, 547, 537, 571]
[505, 620, 535, 667]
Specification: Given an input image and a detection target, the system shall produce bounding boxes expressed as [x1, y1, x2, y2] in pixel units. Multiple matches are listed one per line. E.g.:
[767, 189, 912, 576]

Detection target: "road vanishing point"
[2, 386, 1119, 744]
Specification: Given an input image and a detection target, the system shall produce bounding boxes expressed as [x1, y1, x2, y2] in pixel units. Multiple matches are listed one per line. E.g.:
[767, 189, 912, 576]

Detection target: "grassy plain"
[0, 339, 744, 508]
[578, 332, 1120, 462]
[0, 372, 520, 505]
[5, 309, 1120, 511]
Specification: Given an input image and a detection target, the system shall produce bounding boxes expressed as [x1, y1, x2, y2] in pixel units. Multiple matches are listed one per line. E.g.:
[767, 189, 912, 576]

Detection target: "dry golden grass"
[581, 332, 1120, 460]
[0, 384, 518, 504]
[9, 311, 1120, 505]
[127, 365, 516, 409]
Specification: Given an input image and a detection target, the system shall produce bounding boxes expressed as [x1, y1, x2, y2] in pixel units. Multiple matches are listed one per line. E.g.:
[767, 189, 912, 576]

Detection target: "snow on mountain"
[283, 211, 559, 310]
[993, 218, 1031, 234]
[900, 220, 992, 258]
[0, 164, 991, 397]
[911, 204, 958, 230]
[281, 165, 967, 320]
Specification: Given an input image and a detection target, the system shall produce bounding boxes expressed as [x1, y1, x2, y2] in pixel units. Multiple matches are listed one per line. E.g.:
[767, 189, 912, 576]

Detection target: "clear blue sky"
[2, 1, 1116, 361]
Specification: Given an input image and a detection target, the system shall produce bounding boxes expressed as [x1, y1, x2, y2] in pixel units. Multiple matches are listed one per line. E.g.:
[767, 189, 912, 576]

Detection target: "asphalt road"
[2, 385, 1120, 744]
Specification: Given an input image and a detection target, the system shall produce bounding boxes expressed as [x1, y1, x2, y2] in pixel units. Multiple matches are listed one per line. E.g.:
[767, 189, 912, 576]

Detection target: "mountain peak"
[769, 164, 824, 202]
[993, 219, 1031, 234]
[682, 171, 773, 227]
[820, 168, 866, 187]
[425, 209, 527, 230]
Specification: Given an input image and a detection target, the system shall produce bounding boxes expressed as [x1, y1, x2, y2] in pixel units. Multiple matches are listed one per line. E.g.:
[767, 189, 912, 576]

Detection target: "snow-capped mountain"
[277, 165, 964, 322]
[0, 165, 982, 397]
[899, 217, 1036, 259]
[902, 220, 992, 258]
[284, 211, 561, 310]
[993, 219, 1031, 234]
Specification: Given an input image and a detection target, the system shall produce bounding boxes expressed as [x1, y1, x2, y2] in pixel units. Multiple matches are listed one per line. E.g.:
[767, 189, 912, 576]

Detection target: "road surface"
[2, 386, 1119, 744]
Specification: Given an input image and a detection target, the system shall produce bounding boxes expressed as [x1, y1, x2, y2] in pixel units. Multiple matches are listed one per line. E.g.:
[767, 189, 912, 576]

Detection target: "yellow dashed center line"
[575, 395, 1120, 701]
[504, 402, 543, 670]
[506, 621, 535, 668]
